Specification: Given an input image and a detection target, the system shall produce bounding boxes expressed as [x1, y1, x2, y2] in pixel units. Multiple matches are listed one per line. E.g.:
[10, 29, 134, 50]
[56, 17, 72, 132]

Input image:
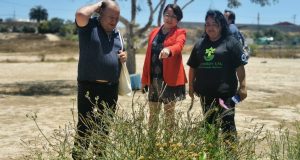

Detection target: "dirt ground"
[0, 53, 300, 159]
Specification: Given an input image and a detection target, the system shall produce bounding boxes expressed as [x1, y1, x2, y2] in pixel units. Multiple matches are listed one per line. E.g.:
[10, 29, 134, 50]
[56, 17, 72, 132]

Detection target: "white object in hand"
[159, 48, 170, 59]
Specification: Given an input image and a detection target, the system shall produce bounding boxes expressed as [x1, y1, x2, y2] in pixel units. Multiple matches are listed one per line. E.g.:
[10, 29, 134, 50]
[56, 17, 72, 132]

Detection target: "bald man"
[73, 0, 127, 158]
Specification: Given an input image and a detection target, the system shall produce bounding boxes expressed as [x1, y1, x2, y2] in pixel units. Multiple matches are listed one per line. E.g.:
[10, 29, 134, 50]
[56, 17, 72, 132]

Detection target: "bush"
[0, 25, 9, 32]
[21, 95, 300, 159]
[38, 21, 50, 33]
[22, 26, 36, 33]
[37, 18, 64, 34]
[249, 44, 258, 57]
[266, 122, 300, 159]
[59, 23, 76, 37]
[20, 95, 257, 159]
[12, 26, 22, 32]
[49, 17, 64, 33]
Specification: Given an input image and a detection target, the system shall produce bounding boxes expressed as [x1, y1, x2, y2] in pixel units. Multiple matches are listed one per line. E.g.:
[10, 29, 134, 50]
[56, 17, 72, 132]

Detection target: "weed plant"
[21, 92, 300, 160]
[266, 122, 300, 160]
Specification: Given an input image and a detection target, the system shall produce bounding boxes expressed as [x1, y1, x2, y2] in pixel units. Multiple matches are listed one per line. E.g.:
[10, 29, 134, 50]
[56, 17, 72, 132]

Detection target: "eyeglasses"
[164, 13, 177, 20]
[205, 23, 219, 28]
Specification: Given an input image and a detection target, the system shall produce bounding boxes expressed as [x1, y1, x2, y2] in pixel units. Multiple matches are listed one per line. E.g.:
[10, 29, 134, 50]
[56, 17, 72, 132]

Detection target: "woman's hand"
[159, 48, 170, 59]
[238, 86, 247, 101]
[118, 50, 127, 63]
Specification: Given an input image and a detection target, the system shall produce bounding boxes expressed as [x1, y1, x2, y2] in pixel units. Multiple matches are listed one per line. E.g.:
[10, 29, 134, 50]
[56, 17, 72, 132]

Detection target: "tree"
[227, 0, 279, 8]
[37, 17, 64, 34]
[29, 5, 48, 23]
[59, 20, 77, 37]
[48, 17, 64, 33]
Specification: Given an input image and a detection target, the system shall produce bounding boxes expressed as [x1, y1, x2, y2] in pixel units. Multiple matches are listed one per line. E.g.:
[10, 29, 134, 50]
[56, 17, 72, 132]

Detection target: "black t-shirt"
[187, 36, 248, 98]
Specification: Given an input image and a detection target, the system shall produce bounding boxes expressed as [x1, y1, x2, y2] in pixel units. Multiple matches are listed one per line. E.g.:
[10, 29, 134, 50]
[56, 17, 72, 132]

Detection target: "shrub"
[12, 26, 22, 32]
[249, 44, 258, 57]
[21, 94, 300, 159]
[59, 23, 76, 37]
[37, 18, 64, 34]
[49, 17, 64, 33]
[38, 21, 50, 33]
[22, 26, 36, 33]
[0, 25, 9, 32]
[266, 122, 300, 159]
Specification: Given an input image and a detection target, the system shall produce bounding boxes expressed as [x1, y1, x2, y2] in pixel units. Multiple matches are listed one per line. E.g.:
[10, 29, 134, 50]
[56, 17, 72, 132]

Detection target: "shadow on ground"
[0, 80, 77, 96]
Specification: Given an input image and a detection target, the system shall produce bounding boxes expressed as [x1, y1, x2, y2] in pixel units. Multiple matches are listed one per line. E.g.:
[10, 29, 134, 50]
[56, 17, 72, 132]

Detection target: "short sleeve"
[75, 17, 96, 32]
[229, 37, 248, 68]
[187, 40, 202, 68]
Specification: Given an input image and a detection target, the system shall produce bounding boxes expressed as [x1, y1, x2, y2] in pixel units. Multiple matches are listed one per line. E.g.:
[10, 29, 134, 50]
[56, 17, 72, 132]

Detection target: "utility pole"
[293, 14, 296, 24]
[257, 12, 260, 25]
[257, 12, 260, 32]
[13, 9, 16, 20]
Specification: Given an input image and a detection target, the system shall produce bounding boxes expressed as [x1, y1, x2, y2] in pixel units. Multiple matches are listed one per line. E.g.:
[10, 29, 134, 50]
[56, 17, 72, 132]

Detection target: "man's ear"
[96, 9, 103, 18]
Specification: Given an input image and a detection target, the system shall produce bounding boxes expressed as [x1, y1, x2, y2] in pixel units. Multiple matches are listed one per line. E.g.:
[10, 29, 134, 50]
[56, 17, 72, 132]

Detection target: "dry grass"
[1, 33, 300, 59]
[254, 47, 300, 58]
[0, 33, 78, 55]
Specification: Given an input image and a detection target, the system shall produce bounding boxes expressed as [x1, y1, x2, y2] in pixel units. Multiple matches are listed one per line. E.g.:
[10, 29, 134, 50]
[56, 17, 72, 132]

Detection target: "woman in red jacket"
[141, 3, 187, 138]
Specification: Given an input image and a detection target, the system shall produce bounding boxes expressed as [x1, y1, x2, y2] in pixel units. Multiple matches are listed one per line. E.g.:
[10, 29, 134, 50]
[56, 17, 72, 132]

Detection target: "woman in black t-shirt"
[187, 10, 248, 144]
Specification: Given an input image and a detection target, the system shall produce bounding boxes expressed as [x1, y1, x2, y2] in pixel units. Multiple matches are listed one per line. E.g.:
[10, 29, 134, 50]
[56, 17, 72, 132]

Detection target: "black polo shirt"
[76, 17, 122, 83]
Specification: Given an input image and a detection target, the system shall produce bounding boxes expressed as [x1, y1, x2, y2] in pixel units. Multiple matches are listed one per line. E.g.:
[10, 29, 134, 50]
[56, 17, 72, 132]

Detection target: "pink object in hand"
[219, 98, 229, 110]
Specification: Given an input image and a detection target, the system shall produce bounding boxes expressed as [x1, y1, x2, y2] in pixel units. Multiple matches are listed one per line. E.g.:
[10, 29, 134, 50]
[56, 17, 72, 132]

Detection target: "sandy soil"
[0, 54, 300, 159]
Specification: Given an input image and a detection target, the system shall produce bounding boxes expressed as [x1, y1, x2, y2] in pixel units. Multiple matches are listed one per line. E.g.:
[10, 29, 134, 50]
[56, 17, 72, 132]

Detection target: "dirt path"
[0, 55, 299, 159]
[45, 34, 61, 41]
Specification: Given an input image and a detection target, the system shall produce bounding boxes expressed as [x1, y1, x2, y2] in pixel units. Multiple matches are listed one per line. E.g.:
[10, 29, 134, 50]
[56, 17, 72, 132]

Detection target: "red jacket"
[141, 26, 187, 87]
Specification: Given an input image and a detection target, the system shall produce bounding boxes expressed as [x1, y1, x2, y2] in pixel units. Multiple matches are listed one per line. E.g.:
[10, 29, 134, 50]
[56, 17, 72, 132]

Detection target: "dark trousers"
[200, 96, 237, 142]
[73, 81, 118, 159]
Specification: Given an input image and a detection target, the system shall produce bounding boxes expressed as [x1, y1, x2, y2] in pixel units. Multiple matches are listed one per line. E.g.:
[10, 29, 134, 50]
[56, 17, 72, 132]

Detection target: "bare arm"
[188, 67, 195, 99]
[75, 1, 102, 27]
[236, 65, 247, 101]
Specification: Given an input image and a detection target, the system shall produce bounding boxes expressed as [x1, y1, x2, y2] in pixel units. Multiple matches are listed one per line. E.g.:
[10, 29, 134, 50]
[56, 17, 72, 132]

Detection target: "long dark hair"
[204, 9, 230, 39]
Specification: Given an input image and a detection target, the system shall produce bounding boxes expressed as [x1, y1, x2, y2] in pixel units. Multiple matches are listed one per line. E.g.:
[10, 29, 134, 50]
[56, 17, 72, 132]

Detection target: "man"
[73, 0, 127, 158]
[224, 9, 250, 60]
[224, 9, 245, 46]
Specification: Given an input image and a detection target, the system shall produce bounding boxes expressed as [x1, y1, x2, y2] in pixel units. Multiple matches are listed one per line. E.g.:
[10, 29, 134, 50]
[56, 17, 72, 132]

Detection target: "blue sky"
[0, 0, 299, 26]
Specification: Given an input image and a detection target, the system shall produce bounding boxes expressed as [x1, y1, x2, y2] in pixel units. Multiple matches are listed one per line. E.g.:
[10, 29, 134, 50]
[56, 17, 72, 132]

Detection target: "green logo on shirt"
[204, 47, 215, 61]
[204, 47, 216, 61]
